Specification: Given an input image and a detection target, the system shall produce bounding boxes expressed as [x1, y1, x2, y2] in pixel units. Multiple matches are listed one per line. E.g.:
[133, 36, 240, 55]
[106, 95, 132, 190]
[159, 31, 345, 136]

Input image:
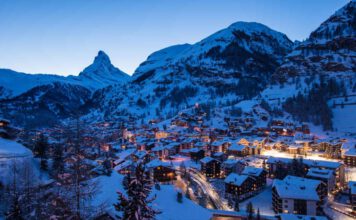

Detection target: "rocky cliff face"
[274, 0, 356, 81]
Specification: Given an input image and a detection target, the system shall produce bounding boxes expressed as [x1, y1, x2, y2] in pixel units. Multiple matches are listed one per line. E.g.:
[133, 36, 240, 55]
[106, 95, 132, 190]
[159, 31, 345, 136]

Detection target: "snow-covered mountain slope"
[2, 1, 355, 132]
[0, 82, 91, 128]
[274, 0, 356, 80]
[87, 22, 293, 122]
[0, 69, 71, 99]
[133, 22, 293, 82]
[0, 51, 129, 99]
[263, 0, 356, 132]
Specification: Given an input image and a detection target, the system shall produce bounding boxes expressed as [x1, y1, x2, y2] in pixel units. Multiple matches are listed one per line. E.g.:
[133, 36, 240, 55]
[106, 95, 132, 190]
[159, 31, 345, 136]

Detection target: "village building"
[241, 166, 267, 190]
[343, 147, 356, 167]
[211, 140, 230, 153]
[272, 176, 327, 216]
[227, 143, 248, 157]
[222, 159, 246, 176]
[212, 152, 225, 162]
[146, 159, 176, 183]
[224, 173, 255, 201]
[267, 157, 345, 188]
[224, 166, 267, 202]
[312, 139, 342, 159]
[200, 156, 221, 178]
[349, 181, 356, 212]
[306, 168, 335, 193]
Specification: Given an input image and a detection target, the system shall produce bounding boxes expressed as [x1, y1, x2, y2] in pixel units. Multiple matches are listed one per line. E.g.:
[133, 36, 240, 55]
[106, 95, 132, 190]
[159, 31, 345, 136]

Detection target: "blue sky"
[0, 0, 349, 76]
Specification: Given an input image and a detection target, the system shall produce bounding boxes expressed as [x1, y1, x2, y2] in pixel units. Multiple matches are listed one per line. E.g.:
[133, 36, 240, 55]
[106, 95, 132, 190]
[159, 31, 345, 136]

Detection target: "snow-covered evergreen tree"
[114, 163, 160, 220]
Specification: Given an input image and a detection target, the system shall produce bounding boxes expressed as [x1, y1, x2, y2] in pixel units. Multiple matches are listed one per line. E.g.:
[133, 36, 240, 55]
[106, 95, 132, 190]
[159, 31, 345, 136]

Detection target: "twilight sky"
[0, 0, 349, 76]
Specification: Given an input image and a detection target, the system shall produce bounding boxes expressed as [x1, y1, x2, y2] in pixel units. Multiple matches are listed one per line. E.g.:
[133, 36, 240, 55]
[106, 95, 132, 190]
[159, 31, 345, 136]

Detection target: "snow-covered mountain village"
[0, 1, 356, 220]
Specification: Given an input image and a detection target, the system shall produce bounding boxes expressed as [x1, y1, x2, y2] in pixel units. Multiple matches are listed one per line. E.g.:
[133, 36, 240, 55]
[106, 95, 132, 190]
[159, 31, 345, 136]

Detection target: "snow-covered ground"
[240, 179, 274, 216]
[0, 138, 49, 185]
[0, 138, 33, 158]
[332, 104, 356, 134]
[93, 172, 212, 220]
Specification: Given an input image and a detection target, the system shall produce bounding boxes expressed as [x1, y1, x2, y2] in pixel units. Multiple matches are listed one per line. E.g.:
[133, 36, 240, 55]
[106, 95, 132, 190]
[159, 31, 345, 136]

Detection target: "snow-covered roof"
[223, 159, 241, 165]
[344, 148, 356, 156]
[228, 143, 246, 151]
[200, 156, 216, 164]
[195, 142, 207, 147]
[307, 168, 334, 179]
[114, 148, 136, 164]
[134, 151, 147, 159]
[267, 156, 342, 169]
[114, 160, 132, 171]
[146, 159, 172, 168]
[213, 152, 224, 157]
[224, 173, 249, 186]
[273, 175, 321, 201]
[211, 140, 228, 146]
[0, 138, 33, 158]
[241, 166, 264, 177]
[349, 181, 356, 194]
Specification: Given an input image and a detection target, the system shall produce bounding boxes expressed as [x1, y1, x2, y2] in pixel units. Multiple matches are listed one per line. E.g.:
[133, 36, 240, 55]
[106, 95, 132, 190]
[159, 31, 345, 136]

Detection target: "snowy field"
[93, 172, 212, 220]
[332, 104, 356, 134]
[240, 179, 274, 216]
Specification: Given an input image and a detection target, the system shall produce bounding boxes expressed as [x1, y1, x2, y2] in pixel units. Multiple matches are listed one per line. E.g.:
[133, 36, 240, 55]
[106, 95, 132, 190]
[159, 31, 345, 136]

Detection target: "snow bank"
[0, 138, 33, 158]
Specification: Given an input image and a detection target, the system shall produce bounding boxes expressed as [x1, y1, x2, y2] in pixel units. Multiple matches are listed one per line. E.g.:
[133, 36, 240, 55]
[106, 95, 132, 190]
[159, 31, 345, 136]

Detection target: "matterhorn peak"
[93, 50, 111, 66]
[77, 50, 130, 88]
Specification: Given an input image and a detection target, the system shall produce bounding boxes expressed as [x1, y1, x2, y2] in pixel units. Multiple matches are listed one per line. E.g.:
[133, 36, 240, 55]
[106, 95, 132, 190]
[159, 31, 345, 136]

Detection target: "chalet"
[151, 142, 179, 159]
[146, 159, 176, 183]
[195, 141, 208, 150]
[267, 157, 345, 188]
[224, 173, 255, 201]
[227, 143, 248, 157]
[349, 181, 356, 212]
[287, 144, 304, 155]
[211, 140, 230, 153]
[181, 148, 205, 162]
[212, 152, 225, 162]
[272, 176, 327, 216]
[241, 166, 267, 190]
[131, 150, 149, 163]
[343, 147, 356, 167]
[180, 137, 197, 151]
[114, 160, 134, 174]
[222, 159, 246, 176]
[113, 148, 136, 166]
[316, 141, 342, 159]
[301, 123, 310, 134]
[200, 156, 221, 178]
[306, 168, 335, 193]
[294, 132, 313, 152]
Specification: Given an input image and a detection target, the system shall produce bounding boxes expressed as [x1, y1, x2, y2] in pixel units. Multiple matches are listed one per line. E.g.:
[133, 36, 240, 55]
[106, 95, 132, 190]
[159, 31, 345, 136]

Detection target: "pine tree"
[177, 191, 183, 203]
[52, 144, 64, 177]
[234, 197, 239, 211]
[5, 194, 23, 220]
[257, 208, 261, 220]
[34, 134, 48, 171]
[114, 163, 160, 220]
[246, 202, 254, 220]
[62, 118, 99, 219]
[102, 158, 112, 176]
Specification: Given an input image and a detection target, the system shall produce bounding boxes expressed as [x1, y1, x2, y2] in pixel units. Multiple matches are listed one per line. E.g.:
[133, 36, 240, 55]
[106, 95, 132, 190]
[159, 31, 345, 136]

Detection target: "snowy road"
[188, 168, 232, 211]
